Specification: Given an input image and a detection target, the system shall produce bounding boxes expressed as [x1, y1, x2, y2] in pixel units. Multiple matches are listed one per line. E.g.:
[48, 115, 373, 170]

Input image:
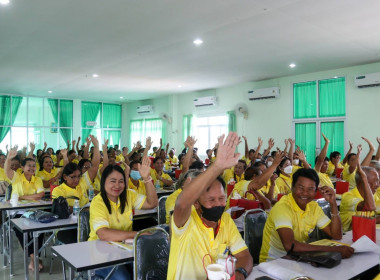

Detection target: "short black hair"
[244, 167, 261, 180]
[292, 168, 319, 190]
[347, 153, 356, 162]
[329, 151, 341, 161]
[153, 157, 164, 164]
[315, 156, 329, 164]
[189, 160, 204, 170]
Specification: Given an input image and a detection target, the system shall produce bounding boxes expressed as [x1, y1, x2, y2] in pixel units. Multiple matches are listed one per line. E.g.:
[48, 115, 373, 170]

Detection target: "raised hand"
[166, 143, 170, 150]
[145, 137, 153, 149]
[213, 132, 240, 171]
[185, 136, 197, 148]
[273, 151, 285, 166]
[242, 136, 247, 142]
[72, 139, 76, 148]
[86, 136, 91, 147]
[29, 142, 35, 151]
[268, 138, 275, 149]
[7, 146, 18, 159]
[284, 139, 289, 146]
[258, 137, 263, 147]
[322, 133, 330, 143]
[121, 161, 130, 175]
[289, 138, 295, 145]
[44, 141, 47, 148]
[349, 141, 353, 150]
[361, 136, 375, 150]
[60, 149, 68, 159]
[320, 186, 336, 204]
[89, 135, 99, 147]
[296, 149, 306, 162]
[138, 156, 152, 179]
[122, 147, 129, 157]
[102, 139, 109, 151]
[77, 136, 81, 143]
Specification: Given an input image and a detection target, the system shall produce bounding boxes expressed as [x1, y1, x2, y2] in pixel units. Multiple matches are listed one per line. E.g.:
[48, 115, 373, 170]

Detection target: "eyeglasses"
[83, 165, 91, 169]
[67, 175, 82, 180]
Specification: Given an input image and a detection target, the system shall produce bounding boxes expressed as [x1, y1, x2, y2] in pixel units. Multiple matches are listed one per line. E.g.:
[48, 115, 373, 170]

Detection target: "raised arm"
[315, 133, 330, 172]
[250, 137, 263, 163]
[100, 139, 109, 174]
[355, 145, 376, 211]
[247, 151, 284, 191]
[139, 156, 158, 209]
[288, 138, 295, 163]
[262, 138, 274, 158]
[27, 142, 35, 159]
[42, 142, 47, 154]
[375, 137, 380, 161]
[165, 143, 170, 155]
[87, 135, 100, 182]
[83, 137, 91, 159]
[295, 148, 310, 169]
[342, 141, 353, 165]
[361, 137, 375, 166]
[76, 137, 81, 153]
[174, 133, 240, 228]
[242, 136, 249, 159]
[283, 139, 289, 154]
[182, 136, 197, 174]
[143, 137, 152, 158]
[4, 147, 18, 180]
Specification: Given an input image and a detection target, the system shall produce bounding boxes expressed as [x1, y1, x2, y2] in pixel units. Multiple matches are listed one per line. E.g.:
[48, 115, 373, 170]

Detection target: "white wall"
[123, 61, 380, 159]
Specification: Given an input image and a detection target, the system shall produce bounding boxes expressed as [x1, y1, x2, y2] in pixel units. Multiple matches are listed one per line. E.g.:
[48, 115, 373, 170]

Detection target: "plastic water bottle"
[155, 180, 161, 190]
[89, 185, 95, 201]
[73, 200, 80, 216]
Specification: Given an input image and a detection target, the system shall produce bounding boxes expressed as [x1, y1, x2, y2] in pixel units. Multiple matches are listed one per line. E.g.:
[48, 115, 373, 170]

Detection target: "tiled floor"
[0, 232, 67, 280]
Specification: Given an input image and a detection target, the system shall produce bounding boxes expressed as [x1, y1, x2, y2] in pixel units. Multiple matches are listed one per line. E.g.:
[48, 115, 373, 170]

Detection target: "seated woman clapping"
[88, 156, 158, 280]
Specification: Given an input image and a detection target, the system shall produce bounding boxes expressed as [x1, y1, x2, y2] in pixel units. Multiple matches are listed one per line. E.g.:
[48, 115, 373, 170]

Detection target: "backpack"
[51, 196, 79, 219]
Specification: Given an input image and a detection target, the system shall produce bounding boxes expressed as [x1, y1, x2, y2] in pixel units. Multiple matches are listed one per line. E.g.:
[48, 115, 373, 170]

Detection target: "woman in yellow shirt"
[128, 160, 147, 195]
[5, 148, 45, 271]
[89, 156, 158, 280]
[36, 152, 67, 188]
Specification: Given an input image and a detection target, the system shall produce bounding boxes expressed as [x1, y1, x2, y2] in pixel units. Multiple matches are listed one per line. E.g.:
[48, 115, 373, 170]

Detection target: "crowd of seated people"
[2, 131, 380, 280]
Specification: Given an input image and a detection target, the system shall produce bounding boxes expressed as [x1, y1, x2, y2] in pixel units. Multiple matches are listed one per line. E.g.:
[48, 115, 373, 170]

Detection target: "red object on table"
[335, 167, 344, 178]
[227, 183, 235, 197]
[50, 184, 59, 198]
[205, 158, 210, 166]
[336, 181, 349, 194]
[175, 169, 182, 179]
[352, 215, 376, 242]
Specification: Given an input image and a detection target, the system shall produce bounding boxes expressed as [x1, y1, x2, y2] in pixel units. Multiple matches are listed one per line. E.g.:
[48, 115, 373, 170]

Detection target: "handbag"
[51, 196, 79, 219]
[285, 251, 341, 268]
[22, 210, 59, 223]
[352, 214, 376, 242]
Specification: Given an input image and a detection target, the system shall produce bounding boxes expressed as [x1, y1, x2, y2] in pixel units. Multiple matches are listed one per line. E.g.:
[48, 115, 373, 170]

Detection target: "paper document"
[108, 241, 133, 251]
[257, 261, 306, 280]
[351, 235, 380, 254]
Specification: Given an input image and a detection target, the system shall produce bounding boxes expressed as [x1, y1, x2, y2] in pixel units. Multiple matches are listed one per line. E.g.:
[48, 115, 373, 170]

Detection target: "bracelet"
[330, 212, 340, 217]
[142, 176, 152, 183]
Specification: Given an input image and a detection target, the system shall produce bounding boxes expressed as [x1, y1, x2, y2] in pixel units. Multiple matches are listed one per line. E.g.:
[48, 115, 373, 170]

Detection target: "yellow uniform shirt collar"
[109, 197, 121, 210]
[288, 193, 311, 213]
[22, 173, 36, 184]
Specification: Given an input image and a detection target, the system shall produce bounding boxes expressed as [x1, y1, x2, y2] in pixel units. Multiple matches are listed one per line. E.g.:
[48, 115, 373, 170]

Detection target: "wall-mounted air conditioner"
[193, 96, 217, 107]
[355, 72, 380, 88]
[248, 87, 280, 100]
[136, 105, 153, 114]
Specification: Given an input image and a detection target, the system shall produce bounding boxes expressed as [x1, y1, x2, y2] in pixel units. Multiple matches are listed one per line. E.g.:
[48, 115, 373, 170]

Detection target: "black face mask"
[199, 203, 225, 222]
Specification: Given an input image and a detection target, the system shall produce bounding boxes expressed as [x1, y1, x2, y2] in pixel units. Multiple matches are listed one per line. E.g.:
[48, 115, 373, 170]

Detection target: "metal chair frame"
[157, 196, 169, 225]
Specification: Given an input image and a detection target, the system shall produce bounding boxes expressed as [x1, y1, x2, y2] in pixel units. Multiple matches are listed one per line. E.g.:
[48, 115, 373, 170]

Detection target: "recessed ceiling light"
[48, 90, 53, 94]
[0, 0, 10, 5]
[120, 97, 124, 99]
[289, 63, 296, 68]
[193, 39, 203, 45]
[178, 85, 182, 88]
[92, 73, 99, 78]
[334, 76, 338, 79]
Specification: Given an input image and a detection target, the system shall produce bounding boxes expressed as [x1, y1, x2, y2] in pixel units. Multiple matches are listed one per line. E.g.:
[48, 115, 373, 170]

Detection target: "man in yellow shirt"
[314, 134, 334, 189]
[150, 157, 173, 188]
[168, 133, 252, 280]
[340, 146, 379, 231]
[260, 168, 354, 263]
[327, 151, 344, 177]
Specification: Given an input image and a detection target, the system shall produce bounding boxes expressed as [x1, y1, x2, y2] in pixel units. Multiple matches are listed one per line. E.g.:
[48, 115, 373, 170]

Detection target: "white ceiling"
[1, 0, 380, 102]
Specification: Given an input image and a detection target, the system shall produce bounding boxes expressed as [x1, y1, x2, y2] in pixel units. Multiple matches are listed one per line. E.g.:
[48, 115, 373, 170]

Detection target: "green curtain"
[81, 101, 101, 140]
[319, 77, 346, 117]
[182, 114, 193, 142]
[104, 130, 121, 147]
[129, 120, 144, 148]
[320, 121, 344, 157]
[48, 99, 73, 144]
[227, 111, 236, 132]
[295, 122, 316, 167]
[293, 81, 317, 119]
[129, 118, 164, 148]
[103, 103, 121, 128]
[0, 96, 22, 142]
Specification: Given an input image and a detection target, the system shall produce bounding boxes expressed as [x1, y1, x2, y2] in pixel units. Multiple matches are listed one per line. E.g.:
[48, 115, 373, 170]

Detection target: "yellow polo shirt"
[0, 167, 11, 183]
[165, 189, 182, 224]
[11, 172, 44, 196]
[115, 154, 125, 163]
[167, 207, 247, 280]
[128, 178, 146, 195]
[260, 179, 280, 200]
[88, 190, 146, 241]
[259, 193, 330, 263]
[326, 161, 344, 177]
[342, 164, 356, 189]
[52, 172, 93, 207]
[169, 155, 178, 164]
[275, 174, 292, 195]
[317, 171, 334, 189]
[223, 169, 244, 185]
[164, 160, 171, 172]
[36, 168, 61, 185]
[150, 169, 172, 188]
[340, 187, 380, 232]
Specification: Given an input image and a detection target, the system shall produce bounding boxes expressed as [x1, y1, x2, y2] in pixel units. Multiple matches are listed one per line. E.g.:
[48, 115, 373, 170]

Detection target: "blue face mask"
[130, 170, 141, 180]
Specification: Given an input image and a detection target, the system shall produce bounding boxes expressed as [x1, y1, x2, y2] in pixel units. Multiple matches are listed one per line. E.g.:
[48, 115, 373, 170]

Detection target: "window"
[0, 95, 73, 152]
[193, 115, 228, 157]
[81, 102, 122, 147]
[293, 77, 345, 166]
[129, 118, 165, 148]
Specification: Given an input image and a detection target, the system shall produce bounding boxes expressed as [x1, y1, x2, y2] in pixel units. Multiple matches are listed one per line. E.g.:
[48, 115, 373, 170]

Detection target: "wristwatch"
[235, 267, 248, 279]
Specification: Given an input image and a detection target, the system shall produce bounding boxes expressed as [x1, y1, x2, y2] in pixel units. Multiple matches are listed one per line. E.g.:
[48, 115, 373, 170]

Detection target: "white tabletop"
[156, 188, 174, 194]
[0, 200, 52, 210]
[247, 252, 380, 280]
[11, 215, 77, 232]
[51, 240, 134, 272]
[134, 208, 157, 217]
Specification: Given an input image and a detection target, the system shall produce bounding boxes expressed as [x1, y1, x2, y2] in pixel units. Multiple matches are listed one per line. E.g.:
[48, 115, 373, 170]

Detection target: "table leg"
[6, 217, 11, 266]
[24, 232, 29, 280]
[62, 260, 66, 280]
[0, 210, 4, 254]
[68, 266, 73, 280]
[2, 211, 7, 267]
[9, 222, 13, 276]
[34, 232, 39, 280]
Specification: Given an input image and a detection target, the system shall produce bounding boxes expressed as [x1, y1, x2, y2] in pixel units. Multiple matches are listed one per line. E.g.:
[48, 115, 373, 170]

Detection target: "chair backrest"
[134, 226, 170, 280]
[243, 208, 267, 264]
[77, 206, 90, 242]
[317, 199, 331, 218]
[5, 184, 12, 201]
[157, 196, 168, 224]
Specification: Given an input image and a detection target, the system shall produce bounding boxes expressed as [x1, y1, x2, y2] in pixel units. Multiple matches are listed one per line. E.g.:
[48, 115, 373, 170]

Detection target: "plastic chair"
[5, 184, 12, 200]
[134, 226, 170, 280]
[157, 196, 168, 225]
[77, 206, 90, 242]
[243, 209, 267, 264]
[308, 199, 332, 242]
